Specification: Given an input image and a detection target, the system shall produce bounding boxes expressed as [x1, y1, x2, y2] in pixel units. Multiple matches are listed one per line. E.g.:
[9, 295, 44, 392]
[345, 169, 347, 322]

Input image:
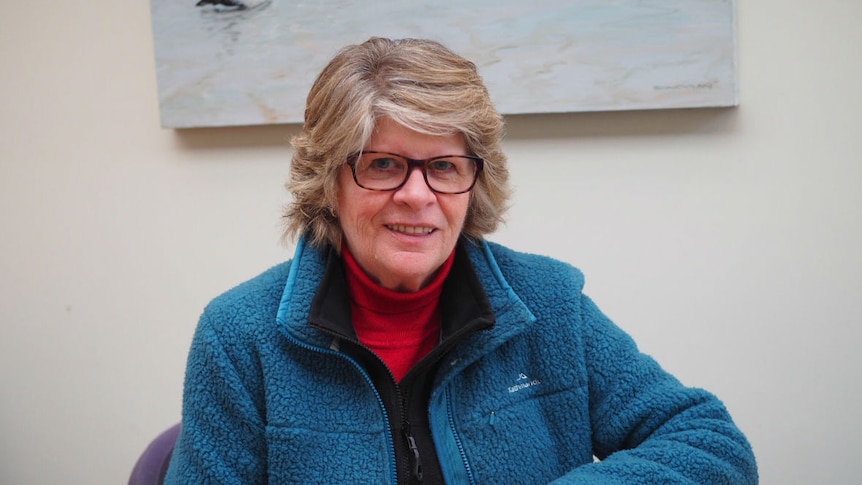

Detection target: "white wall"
[1, 1, 859, 484]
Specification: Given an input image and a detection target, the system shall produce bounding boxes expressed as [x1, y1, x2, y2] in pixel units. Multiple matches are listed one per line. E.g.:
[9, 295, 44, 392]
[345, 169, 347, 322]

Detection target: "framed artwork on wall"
[149, 0, 738, 128]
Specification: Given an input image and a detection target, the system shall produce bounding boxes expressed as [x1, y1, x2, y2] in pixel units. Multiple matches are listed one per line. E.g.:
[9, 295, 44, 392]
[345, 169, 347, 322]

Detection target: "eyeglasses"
[346, 151, 483, 194]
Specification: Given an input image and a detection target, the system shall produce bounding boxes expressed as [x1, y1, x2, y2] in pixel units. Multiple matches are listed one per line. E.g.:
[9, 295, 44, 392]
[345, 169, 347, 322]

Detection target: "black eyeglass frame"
[346, 150, 484, 194]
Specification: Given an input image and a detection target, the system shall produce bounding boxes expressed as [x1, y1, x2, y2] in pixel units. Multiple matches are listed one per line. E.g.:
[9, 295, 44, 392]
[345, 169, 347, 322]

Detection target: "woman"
[166, 37, 757, 484]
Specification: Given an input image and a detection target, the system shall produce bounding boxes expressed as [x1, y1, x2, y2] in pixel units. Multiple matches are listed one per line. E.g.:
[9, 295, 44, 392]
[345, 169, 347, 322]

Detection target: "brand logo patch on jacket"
[508, 372, 541, 393]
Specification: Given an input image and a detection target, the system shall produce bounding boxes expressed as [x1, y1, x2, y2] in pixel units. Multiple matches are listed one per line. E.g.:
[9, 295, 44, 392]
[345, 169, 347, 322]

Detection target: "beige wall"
[1, 1, 860, 483]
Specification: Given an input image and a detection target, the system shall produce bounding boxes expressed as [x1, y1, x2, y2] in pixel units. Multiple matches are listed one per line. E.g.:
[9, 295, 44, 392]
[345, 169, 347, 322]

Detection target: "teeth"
[388, 225, 434, 234]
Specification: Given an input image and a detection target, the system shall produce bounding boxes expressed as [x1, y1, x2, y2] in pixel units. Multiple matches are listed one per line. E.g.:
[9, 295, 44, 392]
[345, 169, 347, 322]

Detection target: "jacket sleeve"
[551, 295, 758, 485]
[164, 309, 268, 485]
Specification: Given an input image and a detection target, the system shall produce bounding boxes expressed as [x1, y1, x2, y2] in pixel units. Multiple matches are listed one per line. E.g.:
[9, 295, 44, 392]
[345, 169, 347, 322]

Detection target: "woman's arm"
[164, 311, 268, 484]
[552, 295, 758, 484]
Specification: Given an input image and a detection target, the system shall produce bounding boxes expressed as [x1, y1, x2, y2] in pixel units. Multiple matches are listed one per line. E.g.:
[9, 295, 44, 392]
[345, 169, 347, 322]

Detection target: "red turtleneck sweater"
[342, 246, 455, 382]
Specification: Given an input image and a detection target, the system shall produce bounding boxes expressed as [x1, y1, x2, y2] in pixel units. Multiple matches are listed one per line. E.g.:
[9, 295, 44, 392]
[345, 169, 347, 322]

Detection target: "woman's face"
[335, 117, 471, 292]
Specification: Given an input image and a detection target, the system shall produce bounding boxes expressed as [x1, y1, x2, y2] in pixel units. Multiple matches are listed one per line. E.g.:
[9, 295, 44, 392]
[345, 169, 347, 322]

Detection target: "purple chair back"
[129, 423, 181, 485]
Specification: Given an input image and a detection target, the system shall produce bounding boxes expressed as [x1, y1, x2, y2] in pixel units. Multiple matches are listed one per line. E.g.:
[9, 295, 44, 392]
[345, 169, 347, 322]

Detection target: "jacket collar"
[276, 237, 536, 365]
[305, 240, 496, 344]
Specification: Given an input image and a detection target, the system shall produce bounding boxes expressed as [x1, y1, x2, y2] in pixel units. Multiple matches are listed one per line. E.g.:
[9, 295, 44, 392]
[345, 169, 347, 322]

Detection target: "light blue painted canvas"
[150, 0, 737, 128]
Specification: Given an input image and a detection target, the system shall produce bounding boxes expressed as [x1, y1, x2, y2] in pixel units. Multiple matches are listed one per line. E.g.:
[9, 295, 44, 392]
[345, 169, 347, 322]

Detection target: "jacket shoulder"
[483, 241, 585, 293]
[200, 261, 292, 333]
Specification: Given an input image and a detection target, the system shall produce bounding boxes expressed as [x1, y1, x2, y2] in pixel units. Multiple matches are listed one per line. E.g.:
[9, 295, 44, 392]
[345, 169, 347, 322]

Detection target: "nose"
[393, 166, 436, 206]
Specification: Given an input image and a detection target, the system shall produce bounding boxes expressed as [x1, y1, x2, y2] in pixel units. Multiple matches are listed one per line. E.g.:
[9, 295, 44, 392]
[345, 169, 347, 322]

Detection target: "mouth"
[386, 224, 436, 235]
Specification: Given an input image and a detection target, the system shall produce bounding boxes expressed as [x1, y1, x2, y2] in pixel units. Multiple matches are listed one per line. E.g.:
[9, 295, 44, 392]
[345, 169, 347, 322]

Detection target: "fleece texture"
[165, 238, 757, 484]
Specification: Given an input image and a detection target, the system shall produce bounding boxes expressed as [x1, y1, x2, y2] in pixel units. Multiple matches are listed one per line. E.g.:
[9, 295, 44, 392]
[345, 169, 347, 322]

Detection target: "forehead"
[365, 117, 467, 157]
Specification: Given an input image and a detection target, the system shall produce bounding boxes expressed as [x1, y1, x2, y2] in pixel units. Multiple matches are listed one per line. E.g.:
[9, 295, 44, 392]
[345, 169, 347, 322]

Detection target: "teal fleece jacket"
[166, 238, 757, 484]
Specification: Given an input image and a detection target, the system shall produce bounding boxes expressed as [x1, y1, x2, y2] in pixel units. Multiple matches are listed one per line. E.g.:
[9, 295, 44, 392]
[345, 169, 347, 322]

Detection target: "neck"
[342, 245, 455, 381]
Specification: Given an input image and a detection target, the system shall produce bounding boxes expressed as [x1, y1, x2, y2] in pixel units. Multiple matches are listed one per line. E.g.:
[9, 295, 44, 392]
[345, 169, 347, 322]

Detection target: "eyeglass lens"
[352, 152, 479, 194]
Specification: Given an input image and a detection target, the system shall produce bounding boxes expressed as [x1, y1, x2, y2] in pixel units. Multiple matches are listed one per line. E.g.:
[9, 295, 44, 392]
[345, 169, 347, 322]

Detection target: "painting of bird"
[195, 0, 270, 11]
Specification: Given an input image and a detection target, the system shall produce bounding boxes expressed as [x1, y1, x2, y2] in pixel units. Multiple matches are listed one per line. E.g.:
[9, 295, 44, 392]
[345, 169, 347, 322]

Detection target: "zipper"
[382, 349, 425, 484]
[402, 421, 424, 483]
[282, 331, 398, 485]
[311, 325, 424, 485]
[399, 317, 490, 485]
[445, 386, 476, 485]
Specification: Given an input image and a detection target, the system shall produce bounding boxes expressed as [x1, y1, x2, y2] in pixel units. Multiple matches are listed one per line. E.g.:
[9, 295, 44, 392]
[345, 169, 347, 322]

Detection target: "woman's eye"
[370, 157, 399, 170]
[428, 160, 456, 172]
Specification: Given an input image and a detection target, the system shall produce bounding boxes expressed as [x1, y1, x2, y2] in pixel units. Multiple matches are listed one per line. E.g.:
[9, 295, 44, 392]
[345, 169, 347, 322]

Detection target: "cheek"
[343, 211, 373, 240]
[335, 171, 365, 238]
[337, 204, 367, 243]
[444, 196, 471, 229]
[336, 194, 385, 246]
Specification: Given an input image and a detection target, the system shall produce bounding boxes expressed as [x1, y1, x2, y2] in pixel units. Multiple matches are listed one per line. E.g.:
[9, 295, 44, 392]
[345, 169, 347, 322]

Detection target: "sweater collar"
[306, 239, 494, 343]
[277, 237, 536, 364]
[341, 243, 455, 314]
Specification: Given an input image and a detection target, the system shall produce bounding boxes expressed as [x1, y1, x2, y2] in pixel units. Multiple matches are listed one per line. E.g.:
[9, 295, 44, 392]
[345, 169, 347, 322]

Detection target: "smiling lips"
[386, 224, 435, 235]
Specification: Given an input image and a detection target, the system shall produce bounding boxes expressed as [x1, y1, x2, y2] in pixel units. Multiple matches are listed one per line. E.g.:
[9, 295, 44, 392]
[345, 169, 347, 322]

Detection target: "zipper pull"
[403, 425, 424, 483]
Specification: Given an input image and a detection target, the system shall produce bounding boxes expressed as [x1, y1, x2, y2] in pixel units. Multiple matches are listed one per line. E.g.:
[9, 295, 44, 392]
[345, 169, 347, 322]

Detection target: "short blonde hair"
[283, 37, 510, 250]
